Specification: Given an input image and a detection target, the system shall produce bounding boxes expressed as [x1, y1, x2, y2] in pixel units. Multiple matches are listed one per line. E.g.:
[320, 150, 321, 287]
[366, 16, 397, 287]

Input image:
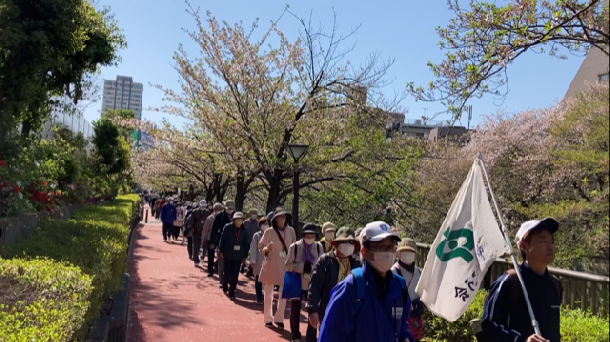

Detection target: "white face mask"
[251, 214, 257, 220]
[400, 252, 416, 265]
[368, 251, 396, 273]
[304, 237, 315, 245]
[260, 224, 269, 231]
[325, 232, 335, 241]
[226, 209, 234, 215]
[337, 243, 355, 257]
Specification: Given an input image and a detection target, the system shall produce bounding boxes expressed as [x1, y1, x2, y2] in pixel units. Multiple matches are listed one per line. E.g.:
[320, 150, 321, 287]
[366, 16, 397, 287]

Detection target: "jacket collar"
[362, 262, 403, 302]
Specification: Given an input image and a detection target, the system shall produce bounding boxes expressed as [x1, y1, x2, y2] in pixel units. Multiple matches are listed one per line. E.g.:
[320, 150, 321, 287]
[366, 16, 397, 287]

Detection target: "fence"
[415, 242, 610, 317]
[0, 204, 83, 245]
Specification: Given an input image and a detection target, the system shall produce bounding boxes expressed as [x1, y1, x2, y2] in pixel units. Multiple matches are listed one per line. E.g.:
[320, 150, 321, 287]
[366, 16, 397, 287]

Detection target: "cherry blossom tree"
[407, 0, 609, 118]
[154, 5, 400, 212]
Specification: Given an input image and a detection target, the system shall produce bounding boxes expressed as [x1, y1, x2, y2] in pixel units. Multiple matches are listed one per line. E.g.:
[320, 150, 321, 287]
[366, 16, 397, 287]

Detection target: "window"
[599, 73, 609, 82]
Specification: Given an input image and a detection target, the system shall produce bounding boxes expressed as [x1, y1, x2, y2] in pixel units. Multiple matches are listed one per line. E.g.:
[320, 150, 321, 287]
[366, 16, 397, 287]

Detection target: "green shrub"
[423, 290, 610, 342]
[0, 258, 92, 341]
[0, 194, 140, 340]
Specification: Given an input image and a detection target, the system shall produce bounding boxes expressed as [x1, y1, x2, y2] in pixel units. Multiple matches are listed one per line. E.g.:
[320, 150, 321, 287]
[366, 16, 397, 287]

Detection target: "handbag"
[281, 244, 302, 299]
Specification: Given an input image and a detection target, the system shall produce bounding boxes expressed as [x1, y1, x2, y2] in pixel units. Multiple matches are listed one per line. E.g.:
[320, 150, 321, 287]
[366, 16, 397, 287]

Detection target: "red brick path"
[127, 213, 309, 342]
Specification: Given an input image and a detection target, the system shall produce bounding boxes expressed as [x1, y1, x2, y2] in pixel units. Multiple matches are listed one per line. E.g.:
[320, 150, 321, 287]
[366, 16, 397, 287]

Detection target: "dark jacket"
[159, 203, 177, 224]
[479, 262, 562, 342]
[211, 211, 233, 246]
[188, 208, 211, 234]
[307, 250, 361, 317]
[219, 223, 249, 261]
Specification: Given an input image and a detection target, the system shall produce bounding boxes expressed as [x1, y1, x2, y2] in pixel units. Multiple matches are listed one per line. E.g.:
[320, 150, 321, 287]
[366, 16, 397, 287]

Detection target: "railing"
[415, 243, 610, 317]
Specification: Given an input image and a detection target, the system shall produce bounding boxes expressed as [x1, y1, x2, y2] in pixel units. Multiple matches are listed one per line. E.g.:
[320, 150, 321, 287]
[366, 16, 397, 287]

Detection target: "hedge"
[423, 290, 610, 342]
[0, 194, 140, 341]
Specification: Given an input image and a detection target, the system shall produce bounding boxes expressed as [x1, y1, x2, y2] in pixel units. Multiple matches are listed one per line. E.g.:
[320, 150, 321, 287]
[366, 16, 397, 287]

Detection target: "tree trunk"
[265, 169, 285, 213]
[20, 119, 32, 138]
[235, 174, 246, 212]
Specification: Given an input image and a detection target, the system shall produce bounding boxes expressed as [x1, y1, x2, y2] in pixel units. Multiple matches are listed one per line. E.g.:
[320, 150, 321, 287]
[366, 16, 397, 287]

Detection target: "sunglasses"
[337, 240, 356, 245]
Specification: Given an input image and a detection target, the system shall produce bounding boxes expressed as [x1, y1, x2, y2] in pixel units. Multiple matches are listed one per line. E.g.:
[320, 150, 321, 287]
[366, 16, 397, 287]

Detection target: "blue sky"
[84, 0, 585, 129]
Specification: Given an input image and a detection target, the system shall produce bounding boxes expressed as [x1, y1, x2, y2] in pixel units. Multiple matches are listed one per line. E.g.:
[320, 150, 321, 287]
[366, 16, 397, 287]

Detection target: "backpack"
[506, 269, 562, 302]
[352, 267, 409, 336]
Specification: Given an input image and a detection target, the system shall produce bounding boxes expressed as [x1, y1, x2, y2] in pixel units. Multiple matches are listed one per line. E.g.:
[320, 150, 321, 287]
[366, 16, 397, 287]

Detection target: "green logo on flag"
[435, 226, 475, 262]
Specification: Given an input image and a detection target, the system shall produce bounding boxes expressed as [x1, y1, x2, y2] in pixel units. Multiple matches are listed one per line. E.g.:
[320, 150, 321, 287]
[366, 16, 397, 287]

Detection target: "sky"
[84, 0, 586, 129]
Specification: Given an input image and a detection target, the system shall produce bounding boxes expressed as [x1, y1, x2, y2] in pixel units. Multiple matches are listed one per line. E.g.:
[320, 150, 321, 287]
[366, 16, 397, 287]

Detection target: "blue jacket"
[159, 203, 177, 224]
[318, 262, 415, 342]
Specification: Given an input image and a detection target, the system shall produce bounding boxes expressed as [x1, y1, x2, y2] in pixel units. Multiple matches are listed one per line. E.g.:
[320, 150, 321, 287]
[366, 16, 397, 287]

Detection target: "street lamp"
[288, 143, 309, 238]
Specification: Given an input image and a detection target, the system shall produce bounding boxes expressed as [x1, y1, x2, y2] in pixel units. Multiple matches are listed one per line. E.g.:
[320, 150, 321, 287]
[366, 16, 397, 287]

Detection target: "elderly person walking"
[392, 238, 424, 342]
[306, 227, 362, 342]
[285, 223, 323, 342]
[320, 222, 336, 253]
[188, 201, 212, 267]
[243, 209, 260, 276]
[250, 216, 269, 305]
[259, 206, 297, 329]
[219, 212, 250, 300]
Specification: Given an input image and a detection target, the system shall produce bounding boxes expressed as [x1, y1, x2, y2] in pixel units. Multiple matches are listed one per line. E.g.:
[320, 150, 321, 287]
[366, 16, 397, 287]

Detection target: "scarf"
[302, 241, 315, 263]
[337, 254, 352, 284]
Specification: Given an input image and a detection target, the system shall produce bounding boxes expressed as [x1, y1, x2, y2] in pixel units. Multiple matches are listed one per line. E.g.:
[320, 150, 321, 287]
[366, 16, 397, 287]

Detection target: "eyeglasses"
[367, 243, 398, 253]
[337, 240, 355, 245]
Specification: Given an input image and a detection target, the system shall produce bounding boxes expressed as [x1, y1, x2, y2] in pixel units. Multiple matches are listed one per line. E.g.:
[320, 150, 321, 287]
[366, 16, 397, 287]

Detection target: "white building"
[102, 75, 143, 119]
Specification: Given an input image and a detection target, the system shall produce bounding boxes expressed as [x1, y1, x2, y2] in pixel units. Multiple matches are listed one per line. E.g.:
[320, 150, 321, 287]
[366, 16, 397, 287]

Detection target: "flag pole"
[477, 152, 542, 337]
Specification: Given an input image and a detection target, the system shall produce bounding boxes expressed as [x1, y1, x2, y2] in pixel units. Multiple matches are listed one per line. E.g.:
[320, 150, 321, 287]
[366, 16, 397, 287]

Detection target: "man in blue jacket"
[159, 197, 177, 242]
[318, 221, 414, 342]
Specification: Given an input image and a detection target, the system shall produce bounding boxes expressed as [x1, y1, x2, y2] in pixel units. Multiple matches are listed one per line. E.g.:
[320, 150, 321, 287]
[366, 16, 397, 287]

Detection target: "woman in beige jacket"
[285, 223, 323, 342]
[258, 207, 297, 328]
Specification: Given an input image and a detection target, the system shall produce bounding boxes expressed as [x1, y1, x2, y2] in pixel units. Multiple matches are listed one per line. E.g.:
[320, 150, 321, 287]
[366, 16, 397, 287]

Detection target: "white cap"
[360, 221, 401, 244]
[199, 200, 207, 208]
[515, 218, 559, 243]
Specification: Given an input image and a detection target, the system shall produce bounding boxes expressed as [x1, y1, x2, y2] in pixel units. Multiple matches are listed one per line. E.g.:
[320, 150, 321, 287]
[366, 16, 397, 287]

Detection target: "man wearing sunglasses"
[306, 227, 362, 342]
[318, 221, 414, 342]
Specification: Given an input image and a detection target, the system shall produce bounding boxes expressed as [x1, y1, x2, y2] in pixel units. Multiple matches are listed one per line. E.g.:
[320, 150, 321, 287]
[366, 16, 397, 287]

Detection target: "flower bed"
[0, 194, 140, 341]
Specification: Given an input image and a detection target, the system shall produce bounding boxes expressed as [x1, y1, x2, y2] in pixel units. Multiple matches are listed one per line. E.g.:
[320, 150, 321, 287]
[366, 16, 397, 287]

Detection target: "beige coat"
[285, 240, 323, 290]
[258, 226, 297, 286]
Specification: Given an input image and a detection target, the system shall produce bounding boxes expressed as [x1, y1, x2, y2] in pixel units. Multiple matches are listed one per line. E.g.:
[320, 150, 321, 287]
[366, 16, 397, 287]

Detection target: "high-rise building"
[101, 75, 143, 119]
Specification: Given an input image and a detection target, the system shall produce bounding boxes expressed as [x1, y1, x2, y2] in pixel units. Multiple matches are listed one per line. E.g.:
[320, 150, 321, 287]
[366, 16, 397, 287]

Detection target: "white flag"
[415, 158, 507, 322]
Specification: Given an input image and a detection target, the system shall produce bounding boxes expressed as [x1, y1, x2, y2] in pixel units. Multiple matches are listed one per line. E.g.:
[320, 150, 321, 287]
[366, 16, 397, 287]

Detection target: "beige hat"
[213, 202, 224, 211]
[322, 222, 336, 234]
[396, 238, 419, 256]
[231, 212, 245, 221]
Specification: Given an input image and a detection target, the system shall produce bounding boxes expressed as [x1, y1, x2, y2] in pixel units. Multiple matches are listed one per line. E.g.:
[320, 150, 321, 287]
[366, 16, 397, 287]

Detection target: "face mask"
[368, 251, 396, 273]
[400, 252, 416, 265]
[304, 237, 315, 245]
[226, 209, 234, 215]
[337, 243, 355, 257]
[325, 233, 335, 241]
[260, 224, 269, 231]
[251, 214, 257, 220]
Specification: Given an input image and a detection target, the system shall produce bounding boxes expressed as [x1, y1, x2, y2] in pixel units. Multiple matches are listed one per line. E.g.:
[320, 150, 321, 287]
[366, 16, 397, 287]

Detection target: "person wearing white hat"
[318, 221, 414, 342]
[391, 238, 424, 341]
[478, 218, 562, 342]
[219, 212, 249, 300]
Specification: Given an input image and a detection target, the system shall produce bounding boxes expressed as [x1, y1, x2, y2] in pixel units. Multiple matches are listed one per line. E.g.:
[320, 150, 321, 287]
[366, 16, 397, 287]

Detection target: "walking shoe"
[256, 300, 263, 305]
[194, 262, 200, 267]
[265, 322, 273, 328]
[207, 273, 213, 277]
[229, 296, 236, 301]
[218, 283, 223, 288]
[275, 322, 284, 329]
[163, 238, 167, 242]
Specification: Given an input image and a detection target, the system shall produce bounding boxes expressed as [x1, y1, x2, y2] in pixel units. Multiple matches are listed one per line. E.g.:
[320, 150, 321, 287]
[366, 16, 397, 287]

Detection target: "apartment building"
[102, 76, 144, 119]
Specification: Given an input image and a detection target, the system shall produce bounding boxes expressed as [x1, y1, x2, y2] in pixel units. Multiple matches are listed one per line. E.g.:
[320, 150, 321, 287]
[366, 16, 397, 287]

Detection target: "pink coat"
[258, 226, 297, 286]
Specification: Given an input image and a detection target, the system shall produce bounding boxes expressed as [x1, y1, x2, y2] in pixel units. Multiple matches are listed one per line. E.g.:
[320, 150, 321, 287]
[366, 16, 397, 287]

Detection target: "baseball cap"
[360, 221, 401, 244]
[515, 218, 559, 243]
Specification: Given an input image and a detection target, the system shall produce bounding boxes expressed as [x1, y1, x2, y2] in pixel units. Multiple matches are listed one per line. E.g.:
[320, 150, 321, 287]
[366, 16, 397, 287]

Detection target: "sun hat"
[302, 223, 319, 237]
[322, 222, 336, 234]
[272, 206, 292, 224]
[396, 238, 419, 256]
[231, 212, 245, 221]
[267, 211, 275, 222]
[332, 227, 361, 250]
[515, 218, 559, 243]
[360, 221, 401, 245]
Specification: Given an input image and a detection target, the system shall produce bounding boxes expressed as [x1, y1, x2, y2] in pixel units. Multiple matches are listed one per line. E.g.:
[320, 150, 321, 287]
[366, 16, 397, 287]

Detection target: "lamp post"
[288, 143, 309, 238]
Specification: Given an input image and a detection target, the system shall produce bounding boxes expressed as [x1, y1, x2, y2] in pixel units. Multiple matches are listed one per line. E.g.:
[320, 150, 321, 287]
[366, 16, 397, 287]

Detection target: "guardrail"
[415, 242, 609, 317]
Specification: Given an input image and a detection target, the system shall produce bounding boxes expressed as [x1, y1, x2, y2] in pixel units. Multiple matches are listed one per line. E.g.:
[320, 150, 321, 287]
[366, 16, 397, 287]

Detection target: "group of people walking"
[146, 193, 563, 342]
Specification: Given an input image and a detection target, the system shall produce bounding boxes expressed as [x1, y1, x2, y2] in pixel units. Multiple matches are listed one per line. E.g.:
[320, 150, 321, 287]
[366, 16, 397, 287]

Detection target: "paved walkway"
[127, 211, 309, 342]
